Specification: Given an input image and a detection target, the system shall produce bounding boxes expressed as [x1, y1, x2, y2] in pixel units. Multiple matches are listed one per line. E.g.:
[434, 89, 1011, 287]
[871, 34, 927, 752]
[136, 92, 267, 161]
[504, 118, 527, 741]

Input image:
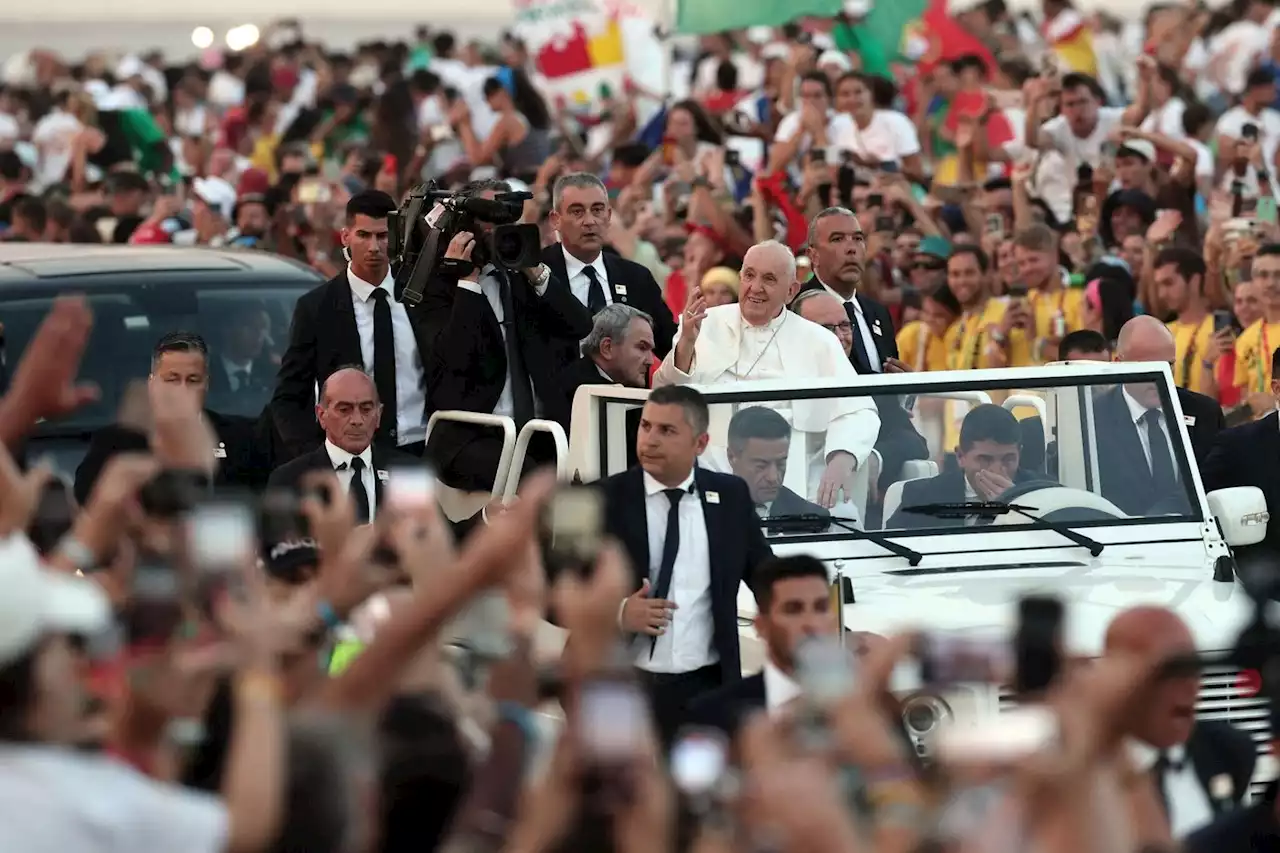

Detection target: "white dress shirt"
[1121, 388, 1178, 480]
[818, 280, 881, 373]
[325, 439, 377, 519]
[763, 659, 802, 713]
[562, 246, 612, 310]
[457, 266, 550, 419]
[220, 357, 255, 392]
[635, 469, 716, 674]
[346, 266, 427, 446]
[1128, 740, 1214, 838]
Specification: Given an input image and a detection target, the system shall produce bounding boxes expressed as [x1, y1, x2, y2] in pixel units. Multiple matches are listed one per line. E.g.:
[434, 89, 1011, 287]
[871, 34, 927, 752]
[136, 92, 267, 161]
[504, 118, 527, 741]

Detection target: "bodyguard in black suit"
[266, 367, 482, 541]
[1203, 407, 1280, 574]
[725, 405, 829, 519]
[594, 386, 771, 743]
[687, 555, 833, 736]
[273, 191, 432, 461]
[421, 179, 592, 493]
[888, 404, 1038, 529]
[74, 332, 273, 503]
[543, 172, 678, 358]
[800, 207, 928, 492]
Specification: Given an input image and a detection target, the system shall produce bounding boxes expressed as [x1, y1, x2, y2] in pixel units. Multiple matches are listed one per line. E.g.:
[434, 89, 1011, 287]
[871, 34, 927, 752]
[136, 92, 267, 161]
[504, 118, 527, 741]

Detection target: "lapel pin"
[1183, 415, 1197, 426]
[615, 284, 628, 297]
[376, 469, 390, 482]
[872, 320, 883, 336]
[1210, 773, 1233, 803]
[213, 442, 227, 459]
[705, 491, 720, 504]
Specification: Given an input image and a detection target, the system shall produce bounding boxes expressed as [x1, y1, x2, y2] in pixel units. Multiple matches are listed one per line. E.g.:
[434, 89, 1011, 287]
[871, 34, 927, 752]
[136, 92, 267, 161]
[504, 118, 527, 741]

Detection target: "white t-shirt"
[0, 112, 20, 146]
[0, 745, 229, 853]
[846, 110, 921, 166]
[774, 109, 859, 163]
[1040, 106, 1126, 173]
[1190, 138, 1215, 181]
[1208, 21, 1271, 97]
[1141, 97, 1187, 139]
[1215, 105, 1280, 194]
[30, 110, 81, 190]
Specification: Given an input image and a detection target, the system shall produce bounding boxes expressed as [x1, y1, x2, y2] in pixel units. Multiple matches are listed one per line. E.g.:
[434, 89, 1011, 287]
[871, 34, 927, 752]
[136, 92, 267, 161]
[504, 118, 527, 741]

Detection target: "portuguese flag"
[853, 0, 995, 75]
[675, 0, 843, 34]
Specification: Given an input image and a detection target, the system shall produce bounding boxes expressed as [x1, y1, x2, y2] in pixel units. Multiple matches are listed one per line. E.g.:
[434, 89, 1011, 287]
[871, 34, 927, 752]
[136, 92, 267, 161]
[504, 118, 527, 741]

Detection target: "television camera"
[389, 182, 543, 306]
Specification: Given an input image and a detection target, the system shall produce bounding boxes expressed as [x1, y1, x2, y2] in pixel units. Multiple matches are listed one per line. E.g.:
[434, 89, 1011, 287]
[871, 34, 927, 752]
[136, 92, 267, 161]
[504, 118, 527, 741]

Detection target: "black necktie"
[369, 289, 398, 445]
[845, 301, 876, 374]
[233, 369, 251, 391]
[649, 487, 687, 656]
[497, 268, 536, 426]
[344, 456, 371, 524]
[1142, 409, 1177, 492]
[583, 264, 607, 315]
[1151, 750, 1178, 818]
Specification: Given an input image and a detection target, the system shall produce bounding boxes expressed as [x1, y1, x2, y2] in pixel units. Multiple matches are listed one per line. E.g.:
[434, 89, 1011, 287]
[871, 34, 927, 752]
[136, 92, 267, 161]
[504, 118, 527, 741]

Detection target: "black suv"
[0, 244, 323, 474]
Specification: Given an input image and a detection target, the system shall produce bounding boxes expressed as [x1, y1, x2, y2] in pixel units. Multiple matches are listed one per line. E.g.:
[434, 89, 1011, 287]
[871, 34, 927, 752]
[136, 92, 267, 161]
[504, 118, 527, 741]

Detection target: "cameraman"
[421, 179, 592, 492]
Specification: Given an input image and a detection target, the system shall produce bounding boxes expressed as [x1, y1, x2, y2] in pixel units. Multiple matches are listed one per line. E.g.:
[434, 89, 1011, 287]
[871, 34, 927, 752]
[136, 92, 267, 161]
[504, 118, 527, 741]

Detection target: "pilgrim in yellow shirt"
[1167, 315, 1216, 395]
[939, 298, 1033, 451]
[896, 320, 951, 372]
[1030, 287, 1086, 362]
[1233, 318, 1280, 397]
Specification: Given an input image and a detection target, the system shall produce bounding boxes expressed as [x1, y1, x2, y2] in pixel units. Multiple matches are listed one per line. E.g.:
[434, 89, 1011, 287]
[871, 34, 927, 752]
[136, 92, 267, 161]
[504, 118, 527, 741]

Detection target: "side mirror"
[1207, 487, 1270, 548]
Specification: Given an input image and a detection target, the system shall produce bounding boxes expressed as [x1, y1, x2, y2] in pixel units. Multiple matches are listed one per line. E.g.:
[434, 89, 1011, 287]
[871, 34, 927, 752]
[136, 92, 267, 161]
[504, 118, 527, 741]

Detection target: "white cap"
[193, 176, 238, 222]
[818, 50, 854, 71]
[844, 0, 871, 16]
[0, 535, 109, 668]
[1118, 139, 1157, 163]
[761, 43, 791, 62]
[115, 55, 146, 81]
[747, 26, 774, 44]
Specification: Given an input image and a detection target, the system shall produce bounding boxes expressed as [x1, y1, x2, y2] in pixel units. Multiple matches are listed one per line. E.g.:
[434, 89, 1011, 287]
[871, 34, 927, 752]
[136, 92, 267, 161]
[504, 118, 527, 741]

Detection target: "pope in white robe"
[654, 239, 881, 507]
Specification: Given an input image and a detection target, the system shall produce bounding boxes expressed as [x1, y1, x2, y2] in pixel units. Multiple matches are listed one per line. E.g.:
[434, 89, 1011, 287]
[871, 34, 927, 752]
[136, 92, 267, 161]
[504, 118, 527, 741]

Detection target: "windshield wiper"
[763, 513, 923, 566]
[899, 502, 1105, 557]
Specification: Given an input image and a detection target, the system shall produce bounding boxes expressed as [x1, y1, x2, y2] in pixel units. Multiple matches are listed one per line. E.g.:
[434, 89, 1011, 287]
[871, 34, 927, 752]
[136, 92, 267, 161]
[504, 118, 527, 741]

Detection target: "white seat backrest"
[899, 460, 938, 481]
[882, 476, 930, 528]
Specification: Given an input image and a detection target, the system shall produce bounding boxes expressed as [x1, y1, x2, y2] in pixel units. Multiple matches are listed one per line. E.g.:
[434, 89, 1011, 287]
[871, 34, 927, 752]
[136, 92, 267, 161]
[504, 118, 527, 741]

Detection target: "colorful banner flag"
[859, 0, 995, 74]
[515, 0, 629, 108]
[675, 0, 843, 36]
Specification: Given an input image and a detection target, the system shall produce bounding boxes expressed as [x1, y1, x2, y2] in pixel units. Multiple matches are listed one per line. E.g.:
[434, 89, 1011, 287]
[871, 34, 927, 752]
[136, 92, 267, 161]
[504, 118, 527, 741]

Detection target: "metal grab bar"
[1003, 394, 1048, 422]
[504, 419, 570, 503]
[425, 411, 517, 500]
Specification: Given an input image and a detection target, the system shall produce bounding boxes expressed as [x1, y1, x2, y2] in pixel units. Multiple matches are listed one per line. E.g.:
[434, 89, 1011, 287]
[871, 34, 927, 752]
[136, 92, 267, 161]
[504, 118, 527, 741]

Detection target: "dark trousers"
[637, 664, 723, 747]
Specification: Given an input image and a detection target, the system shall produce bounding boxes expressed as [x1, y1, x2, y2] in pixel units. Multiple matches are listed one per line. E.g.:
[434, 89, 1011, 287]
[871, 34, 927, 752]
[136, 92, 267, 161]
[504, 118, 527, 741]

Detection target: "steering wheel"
[989, 482, 1128, 526]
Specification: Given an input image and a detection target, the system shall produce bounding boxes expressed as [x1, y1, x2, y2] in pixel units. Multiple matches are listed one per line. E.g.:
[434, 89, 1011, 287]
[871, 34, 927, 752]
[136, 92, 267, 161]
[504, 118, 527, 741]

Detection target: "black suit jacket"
[1182, 719, 1257, 815]
[264, 443, 480, 541]
[549, 355, 642, 471]
[420, 264, 592, 491]
[1094, 386, 1194, 517]
[686, 672, 765, 736]
[796, 279, 927, 486]
[74, 409, 274, 504]
[541, 244, 678, 358]
[1203, 410, 1280, 562]
[1177, 386, 1226, 467]
[271, 272, 433, 460]
[767, 486, 829, 518]
[598, 466, 772, 684]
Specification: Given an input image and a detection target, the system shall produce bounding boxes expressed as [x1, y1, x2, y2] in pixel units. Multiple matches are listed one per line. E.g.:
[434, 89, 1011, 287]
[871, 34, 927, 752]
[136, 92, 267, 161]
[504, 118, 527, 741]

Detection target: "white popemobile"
[428, 360, 1275, 784]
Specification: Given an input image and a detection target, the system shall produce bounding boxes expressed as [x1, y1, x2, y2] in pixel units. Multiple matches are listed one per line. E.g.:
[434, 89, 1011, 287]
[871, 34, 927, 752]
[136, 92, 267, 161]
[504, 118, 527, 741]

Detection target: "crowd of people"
[4, 0, 1280, 850]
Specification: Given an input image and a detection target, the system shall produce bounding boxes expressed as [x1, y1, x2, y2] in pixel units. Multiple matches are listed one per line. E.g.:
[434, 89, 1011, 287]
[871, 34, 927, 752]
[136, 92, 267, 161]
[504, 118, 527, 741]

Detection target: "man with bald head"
[654, 239, 881, 510]
[1105, 606, 1255, 838]
[266, 366, 425, 524]
[1115, 315, 1224, 467]
[1091, 317, 1219, 515]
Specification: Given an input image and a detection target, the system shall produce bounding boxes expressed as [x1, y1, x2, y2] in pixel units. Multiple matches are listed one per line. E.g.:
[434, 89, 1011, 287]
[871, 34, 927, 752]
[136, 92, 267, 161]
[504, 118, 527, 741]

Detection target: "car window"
[1, 279, 308, 431]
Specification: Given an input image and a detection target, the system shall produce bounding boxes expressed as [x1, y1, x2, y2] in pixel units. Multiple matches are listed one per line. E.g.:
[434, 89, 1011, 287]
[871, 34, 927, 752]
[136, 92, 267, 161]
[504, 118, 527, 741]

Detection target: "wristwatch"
[528, 263, 551, 289]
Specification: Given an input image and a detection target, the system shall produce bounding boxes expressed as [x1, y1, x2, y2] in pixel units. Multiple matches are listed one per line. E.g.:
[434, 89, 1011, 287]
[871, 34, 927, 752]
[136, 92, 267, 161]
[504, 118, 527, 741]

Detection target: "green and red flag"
[675, 0, 844, 35]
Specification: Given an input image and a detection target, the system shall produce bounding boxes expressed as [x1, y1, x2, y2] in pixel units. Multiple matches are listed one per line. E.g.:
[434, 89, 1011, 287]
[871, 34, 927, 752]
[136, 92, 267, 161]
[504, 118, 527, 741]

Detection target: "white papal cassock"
[652, 304, 881, 470]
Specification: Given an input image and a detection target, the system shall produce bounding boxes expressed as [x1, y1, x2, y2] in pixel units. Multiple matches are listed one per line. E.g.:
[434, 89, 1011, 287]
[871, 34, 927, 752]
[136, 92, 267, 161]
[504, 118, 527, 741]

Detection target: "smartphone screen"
[187, 502, 255, 572]
[935, 706, 1058, 764]
[670, 728, 729, 797]
[985, 213, 1005, 236]
[809, 147, 827, 164]
[918, 632, 1013, 686]
[1257, 196, 1278, 225]
[544, 485, 604, 574]
[386, 466, 437, 511]
[1014, 595, 1064, 695]
[795, 634, 857, 705]
[1213, 309, 1235, 334]
[578, 679, 649, 762]
[1243, 123, 1260, 142]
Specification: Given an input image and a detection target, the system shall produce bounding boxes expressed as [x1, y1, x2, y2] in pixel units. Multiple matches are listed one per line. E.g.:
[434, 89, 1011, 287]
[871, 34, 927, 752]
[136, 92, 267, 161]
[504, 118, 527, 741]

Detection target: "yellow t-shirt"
[896, 320, 951, 372]
[940, 299, 1032, 451]
[1030, 288, 1086, 362]
[1233, 319, 1280, 395]
[1168, 315, 1216, 395]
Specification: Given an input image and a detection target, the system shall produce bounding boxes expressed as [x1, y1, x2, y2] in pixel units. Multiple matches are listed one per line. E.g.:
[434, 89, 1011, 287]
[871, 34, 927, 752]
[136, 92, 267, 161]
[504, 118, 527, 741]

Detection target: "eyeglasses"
[913, 261, 946, 272]
[821, 321, 854, 334]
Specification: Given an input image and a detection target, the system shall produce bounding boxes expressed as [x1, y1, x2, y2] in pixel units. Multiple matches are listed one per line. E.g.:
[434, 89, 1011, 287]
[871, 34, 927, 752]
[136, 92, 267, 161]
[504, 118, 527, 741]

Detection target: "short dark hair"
[798, 70, 833, 99]
[751, 554, 830, 612]
[1256, 242, 1280, 260]
[1060, 72, 1105, 101]
[727, 406, 791, 450]
[345, 189, 397, 223]
[948, 244, 990, 273]
[958, 403, 1020, 451]
[0, 650, 39, 742]
[13, 196, 47, 233]
[152, 331, 208, 369]
[1153, 246, 1207, 290]
[1058, 329, 1109, 360]
[926, 283, 962, 316]
[646, 385, 709, 434]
